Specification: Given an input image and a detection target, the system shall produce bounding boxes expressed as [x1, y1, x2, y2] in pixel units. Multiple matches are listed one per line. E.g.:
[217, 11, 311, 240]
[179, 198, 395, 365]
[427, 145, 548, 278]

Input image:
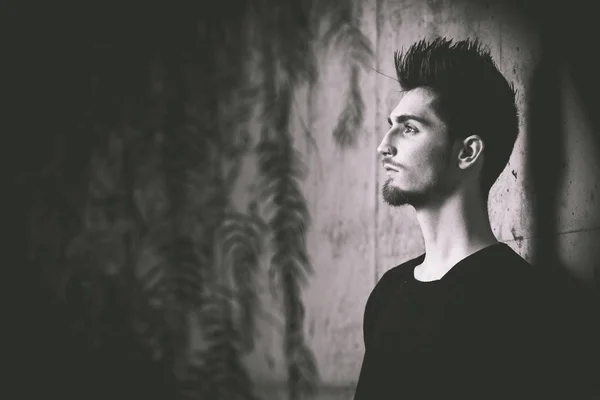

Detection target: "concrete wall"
[237, 1, 600, 398]
[555, 70, 600, 283]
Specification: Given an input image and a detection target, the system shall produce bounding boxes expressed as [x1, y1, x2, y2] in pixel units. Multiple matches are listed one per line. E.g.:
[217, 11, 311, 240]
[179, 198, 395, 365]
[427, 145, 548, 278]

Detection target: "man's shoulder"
[472, 243, 551, 307]
[362, 253, 425, 343]
[379, 252, 425, 285]
[365, 253, 424, 309]
[479, 243, 537, 280]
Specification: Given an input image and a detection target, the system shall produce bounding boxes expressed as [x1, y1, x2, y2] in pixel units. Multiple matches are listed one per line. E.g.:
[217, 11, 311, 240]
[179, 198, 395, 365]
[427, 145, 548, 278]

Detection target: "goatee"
[381, 178, 410, 207]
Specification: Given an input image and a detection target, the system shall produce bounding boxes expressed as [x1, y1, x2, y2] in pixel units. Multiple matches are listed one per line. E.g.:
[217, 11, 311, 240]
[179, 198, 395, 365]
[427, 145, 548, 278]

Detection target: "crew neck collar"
[410, 242, 508, 284]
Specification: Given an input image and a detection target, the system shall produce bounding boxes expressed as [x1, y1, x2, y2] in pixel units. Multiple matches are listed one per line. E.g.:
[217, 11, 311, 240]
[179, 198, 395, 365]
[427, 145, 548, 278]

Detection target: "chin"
[381, 179, 410, 206]
[381, 178, 428, 207]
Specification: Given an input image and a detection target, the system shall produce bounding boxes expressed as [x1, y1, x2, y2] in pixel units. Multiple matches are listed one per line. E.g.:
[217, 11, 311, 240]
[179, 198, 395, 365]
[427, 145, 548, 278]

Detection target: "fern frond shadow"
[256, 114, 320, 398]
[217, 208, 267, 352]
[333, 64, 366, 148]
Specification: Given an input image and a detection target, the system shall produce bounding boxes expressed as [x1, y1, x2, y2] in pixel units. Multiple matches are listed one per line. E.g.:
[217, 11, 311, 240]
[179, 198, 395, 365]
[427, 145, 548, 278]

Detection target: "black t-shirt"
[353, 243, 594, 399]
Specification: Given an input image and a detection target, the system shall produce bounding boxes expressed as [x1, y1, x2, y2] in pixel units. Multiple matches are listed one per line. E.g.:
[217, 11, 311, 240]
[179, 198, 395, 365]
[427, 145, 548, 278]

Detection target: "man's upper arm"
[362, 270, 394, 349]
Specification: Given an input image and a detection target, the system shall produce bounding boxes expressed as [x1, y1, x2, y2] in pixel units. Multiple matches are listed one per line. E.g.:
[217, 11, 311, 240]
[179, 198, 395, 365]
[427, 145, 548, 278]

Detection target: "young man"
[353, 38, 589, 398]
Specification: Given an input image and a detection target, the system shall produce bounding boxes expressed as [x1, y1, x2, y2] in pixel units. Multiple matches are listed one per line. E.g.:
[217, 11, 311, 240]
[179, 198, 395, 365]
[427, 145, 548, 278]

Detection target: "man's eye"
[404, 125, 417, 134]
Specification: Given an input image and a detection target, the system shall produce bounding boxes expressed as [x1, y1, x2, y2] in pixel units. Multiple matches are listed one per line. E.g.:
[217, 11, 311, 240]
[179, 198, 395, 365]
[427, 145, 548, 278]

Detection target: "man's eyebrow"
[387, 114, 428, 125]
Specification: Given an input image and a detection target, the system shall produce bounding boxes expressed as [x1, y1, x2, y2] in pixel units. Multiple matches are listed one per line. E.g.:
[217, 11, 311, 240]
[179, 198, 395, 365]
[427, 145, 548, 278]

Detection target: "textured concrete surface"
[555, 71, 600, 283]
[238, 0, 600, 397]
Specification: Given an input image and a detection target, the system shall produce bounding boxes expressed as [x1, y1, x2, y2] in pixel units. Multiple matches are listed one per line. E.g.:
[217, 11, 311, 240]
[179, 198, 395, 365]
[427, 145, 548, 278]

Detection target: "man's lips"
[383, 164, 399, 172]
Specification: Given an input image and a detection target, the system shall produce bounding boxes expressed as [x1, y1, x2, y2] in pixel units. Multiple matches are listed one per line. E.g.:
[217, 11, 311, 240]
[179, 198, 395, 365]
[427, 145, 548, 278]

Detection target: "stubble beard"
[381, 178, 428, 207]
[382, 143, 455, 208]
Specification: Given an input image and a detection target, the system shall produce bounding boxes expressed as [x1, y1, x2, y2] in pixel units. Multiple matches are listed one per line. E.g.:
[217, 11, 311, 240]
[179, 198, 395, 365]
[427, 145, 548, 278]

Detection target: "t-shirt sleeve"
[362, 269, 396, 350]
[354, 270, 397, 400]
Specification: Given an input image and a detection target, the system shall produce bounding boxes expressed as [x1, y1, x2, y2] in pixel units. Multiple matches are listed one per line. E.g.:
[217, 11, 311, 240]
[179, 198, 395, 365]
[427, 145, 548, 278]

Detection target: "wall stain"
[266, 355, 275, 370]
[324, 220, 351, 259]
[425, 0, 443, 12]
[511, 227, 524, 242]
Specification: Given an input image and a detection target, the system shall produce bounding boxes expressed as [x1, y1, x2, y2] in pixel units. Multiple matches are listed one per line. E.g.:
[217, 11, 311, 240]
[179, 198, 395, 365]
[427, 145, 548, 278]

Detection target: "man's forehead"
[391, 87, 440, 117]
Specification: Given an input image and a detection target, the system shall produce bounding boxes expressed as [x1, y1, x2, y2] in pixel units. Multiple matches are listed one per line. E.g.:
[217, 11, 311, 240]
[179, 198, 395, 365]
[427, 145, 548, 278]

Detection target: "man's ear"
[457, 135, 484, 170]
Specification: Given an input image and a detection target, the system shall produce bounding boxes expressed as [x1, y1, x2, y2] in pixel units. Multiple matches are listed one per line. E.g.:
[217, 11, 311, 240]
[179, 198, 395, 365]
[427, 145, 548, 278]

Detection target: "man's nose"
[377, 139, 396, 157]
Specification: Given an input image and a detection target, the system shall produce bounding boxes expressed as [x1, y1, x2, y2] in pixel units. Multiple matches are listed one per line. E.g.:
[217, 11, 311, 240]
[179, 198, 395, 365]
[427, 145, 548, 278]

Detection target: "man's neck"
[413, 189, 498, 281]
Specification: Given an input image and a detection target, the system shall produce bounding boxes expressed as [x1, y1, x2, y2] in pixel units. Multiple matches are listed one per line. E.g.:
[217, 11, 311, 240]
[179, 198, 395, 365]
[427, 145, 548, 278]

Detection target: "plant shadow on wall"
[14, 1, 373, 400]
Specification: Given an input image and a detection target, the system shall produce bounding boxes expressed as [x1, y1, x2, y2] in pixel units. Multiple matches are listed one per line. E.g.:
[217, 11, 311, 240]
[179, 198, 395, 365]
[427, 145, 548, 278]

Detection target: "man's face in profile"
[377, 87, 458, 208]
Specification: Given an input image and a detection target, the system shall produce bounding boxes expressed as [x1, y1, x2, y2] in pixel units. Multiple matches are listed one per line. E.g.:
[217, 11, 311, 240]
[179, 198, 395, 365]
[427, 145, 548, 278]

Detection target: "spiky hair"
[394, 37, 519, 197]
